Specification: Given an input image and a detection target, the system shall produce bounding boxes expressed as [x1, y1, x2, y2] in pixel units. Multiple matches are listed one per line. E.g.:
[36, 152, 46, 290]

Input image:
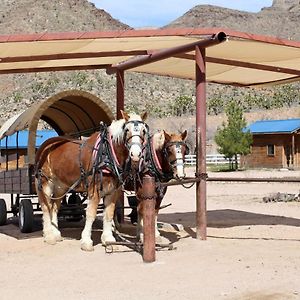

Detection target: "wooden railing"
[185, 154, 240, 166]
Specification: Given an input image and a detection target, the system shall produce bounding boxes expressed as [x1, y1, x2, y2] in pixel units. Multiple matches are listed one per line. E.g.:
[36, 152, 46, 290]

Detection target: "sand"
[0, 169, 300, 300]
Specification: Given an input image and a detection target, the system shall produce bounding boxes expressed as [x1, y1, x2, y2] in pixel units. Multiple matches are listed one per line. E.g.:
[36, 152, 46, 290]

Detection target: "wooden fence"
[185, 154, 240, 166]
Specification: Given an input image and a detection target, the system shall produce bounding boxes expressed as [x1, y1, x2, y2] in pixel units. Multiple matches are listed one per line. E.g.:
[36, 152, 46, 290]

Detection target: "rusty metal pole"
[292, 134, 295, 167]
[142, 175, 156, 263]
[195, 45, 207, 240]
[116, 69, 125, 118]
[116, 69, 125, 222]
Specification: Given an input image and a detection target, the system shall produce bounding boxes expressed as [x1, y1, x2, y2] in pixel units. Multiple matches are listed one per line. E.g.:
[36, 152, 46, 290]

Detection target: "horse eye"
[143, 129, 146, 135]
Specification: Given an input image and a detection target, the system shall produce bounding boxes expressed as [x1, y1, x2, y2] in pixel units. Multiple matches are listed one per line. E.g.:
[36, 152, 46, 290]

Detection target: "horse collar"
[108, 132, 121, 167]
[151, 136, 162, 172]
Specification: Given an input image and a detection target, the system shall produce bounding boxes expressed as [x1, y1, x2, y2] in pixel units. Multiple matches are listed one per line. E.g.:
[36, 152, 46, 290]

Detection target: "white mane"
[109, 118, 125, 144]
[109, 113, 143, 144]
[153, 132, 165, 150]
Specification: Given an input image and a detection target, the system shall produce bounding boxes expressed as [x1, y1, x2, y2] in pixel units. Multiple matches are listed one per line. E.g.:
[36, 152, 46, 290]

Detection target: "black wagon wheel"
[19, 199, 34, 233]
[66, 193, 83, 222]
[127, 195, 138, 224]
[0, 198, 7, 226]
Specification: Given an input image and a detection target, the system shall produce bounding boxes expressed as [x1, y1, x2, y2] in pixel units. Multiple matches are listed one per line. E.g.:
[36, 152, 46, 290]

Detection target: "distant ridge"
[165, 0, 300, 40]
[0, 0, 131, 34]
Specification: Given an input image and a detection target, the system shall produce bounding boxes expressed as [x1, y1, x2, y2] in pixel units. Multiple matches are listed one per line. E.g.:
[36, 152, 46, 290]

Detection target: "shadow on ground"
[158, 209, 300, 229]
[1, 209, 300, 245]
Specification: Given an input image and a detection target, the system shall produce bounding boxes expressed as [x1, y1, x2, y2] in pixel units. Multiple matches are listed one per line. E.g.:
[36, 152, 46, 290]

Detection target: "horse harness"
[36, 121, 148, 197]
[144, 136, 189, 183]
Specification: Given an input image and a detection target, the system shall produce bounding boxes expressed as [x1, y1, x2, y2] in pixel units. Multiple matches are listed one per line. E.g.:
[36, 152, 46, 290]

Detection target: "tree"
[214, 100, 252, 170]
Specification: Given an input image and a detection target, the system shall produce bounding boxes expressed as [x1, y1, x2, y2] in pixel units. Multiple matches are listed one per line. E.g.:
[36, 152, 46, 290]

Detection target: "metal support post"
[195, 45, 207, 240]
[142, 175, 156, 263]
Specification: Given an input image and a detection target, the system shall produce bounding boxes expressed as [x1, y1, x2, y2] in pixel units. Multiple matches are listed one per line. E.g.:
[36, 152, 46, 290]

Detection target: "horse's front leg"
[137, 198, 162, 243]
[136, 200, 144, 242]
[81, 190, 101, 251]
[101, 188, 121, 245]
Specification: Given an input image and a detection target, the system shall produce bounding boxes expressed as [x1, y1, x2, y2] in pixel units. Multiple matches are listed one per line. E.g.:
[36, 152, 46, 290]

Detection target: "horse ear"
[141, 112, 148, 122]
[163, 130, 171, 142]
[120, 110, 129, 121]
[181, 130, 188, 140]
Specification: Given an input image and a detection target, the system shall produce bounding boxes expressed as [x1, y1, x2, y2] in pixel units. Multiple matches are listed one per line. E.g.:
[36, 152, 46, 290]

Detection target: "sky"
[89, 0, 273, 28]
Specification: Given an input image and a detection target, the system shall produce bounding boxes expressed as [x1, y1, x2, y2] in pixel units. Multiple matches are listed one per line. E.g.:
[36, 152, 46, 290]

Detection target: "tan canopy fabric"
[0, 90, 114, 164]
[0, 28, 299, 87]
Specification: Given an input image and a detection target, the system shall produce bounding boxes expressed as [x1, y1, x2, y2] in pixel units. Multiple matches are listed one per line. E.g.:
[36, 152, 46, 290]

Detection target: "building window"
[267, 144, 275, 156]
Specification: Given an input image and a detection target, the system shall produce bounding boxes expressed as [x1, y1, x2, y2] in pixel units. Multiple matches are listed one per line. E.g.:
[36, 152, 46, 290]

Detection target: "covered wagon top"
[0, 28, 299, 87]
[0, 89, 114, 164]
[245, 118, 300, 134]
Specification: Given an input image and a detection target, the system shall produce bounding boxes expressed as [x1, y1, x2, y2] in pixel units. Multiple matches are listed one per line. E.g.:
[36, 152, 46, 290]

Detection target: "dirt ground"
[0, 169, 300, 300]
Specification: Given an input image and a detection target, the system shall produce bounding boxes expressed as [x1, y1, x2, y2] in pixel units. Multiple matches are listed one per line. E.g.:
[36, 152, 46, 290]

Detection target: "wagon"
[0, 89, 114, 233]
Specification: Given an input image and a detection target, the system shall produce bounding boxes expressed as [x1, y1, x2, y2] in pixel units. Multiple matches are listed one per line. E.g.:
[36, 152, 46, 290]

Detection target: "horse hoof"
[81, 242, 94, 252]
[137, 234, 144, 243]
[101, 234, 116, 246]
[44, 236, 57, 245]
[155, 235, 162, 243]
[55, 235, 63, 242]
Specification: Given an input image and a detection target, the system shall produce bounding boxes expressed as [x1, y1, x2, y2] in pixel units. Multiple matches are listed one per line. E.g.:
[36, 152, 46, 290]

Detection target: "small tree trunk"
[234, 154, 238, 170]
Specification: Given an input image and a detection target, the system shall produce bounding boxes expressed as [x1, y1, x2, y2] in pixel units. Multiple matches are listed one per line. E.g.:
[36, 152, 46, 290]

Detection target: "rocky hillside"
[0, 0, 130, 33]
[166, 0, 300, 40]
[0, 0, 299, 129]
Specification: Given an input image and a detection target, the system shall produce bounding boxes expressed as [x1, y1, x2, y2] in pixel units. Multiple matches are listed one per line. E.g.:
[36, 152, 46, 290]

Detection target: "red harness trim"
[92, 132, 120, 174]
[152, 136, 162, 171]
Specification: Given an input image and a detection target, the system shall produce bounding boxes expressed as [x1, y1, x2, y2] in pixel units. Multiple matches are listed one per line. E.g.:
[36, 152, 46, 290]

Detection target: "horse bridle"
[163, 140, 189, 176]
[123, 120, 149, 151]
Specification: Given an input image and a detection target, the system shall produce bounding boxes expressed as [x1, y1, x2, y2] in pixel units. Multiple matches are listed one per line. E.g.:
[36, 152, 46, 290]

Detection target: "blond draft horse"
[35, 111, 148, 251]
[135, 130, 188, 242]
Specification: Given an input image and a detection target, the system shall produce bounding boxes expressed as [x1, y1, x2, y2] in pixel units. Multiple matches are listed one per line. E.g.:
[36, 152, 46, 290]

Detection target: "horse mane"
[109, 113, 142, 144]
[109, 119, 126, 144]
[152, 132, 165, 151]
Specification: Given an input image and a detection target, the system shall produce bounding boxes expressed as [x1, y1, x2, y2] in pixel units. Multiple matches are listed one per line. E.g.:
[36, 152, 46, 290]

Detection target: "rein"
[145, 137, 189, 182]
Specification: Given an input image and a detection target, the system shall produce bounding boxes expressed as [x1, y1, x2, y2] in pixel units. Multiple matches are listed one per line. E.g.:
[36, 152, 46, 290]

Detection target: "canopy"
[0, 28, 299, 87]
[0, 90, 114, 164]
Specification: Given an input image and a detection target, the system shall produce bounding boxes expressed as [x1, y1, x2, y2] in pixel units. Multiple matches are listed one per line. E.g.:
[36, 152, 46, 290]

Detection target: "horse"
[130, 129, 188, 242]
[35, 111, 148, 251]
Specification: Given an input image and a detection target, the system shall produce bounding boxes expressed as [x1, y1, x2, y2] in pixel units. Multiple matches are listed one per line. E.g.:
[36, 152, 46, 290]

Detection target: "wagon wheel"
[19, 199, 34, 233]
[127, 195, 138, 224]
[0, 198, 7, 226]
[67, 193, 83, 222]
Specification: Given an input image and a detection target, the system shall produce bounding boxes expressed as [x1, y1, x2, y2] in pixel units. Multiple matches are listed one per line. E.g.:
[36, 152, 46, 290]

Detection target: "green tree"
[214, 100, 252, 170]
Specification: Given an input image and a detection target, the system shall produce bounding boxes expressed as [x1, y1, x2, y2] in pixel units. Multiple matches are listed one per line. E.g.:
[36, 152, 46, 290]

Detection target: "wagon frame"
[0, 89, 114, 232]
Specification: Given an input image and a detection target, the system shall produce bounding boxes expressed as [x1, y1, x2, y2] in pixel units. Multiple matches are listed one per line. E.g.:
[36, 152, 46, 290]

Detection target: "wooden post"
[116, 70, 125, 222]
[116, 70, 124, 119]
[142, 175, 156, 263]
[292, 134, 295, 168]
[195, 45, 207, 240]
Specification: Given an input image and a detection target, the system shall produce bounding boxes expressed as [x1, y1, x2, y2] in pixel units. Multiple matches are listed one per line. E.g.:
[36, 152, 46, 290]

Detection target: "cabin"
[240, 119, 300, 169]
[0, 130, 57, 170]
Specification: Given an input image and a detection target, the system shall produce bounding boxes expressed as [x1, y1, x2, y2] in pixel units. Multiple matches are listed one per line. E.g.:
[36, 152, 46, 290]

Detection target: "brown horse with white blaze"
[35, 111, 148, 251]
[135, 130, 188, 242]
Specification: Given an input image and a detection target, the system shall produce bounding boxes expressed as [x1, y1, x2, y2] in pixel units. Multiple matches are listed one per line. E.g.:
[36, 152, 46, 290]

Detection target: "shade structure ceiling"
[0, 28, 299, 87]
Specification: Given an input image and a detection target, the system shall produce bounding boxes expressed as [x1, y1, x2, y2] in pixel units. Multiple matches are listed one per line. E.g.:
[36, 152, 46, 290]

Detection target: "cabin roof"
[245, 118, 300, 134]
[0, 130, 57, 149]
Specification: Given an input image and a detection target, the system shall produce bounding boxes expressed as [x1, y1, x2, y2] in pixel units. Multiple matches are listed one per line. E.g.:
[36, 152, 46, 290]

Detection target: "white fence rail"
[185, 154, 240, 166]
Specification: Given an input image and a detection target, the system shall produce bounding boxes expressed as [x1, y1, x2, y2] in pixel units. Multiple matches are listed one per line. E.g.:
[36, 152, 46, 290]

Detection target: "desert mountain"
[166, 0, 300, 40]
[0, 0, 130, 34]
